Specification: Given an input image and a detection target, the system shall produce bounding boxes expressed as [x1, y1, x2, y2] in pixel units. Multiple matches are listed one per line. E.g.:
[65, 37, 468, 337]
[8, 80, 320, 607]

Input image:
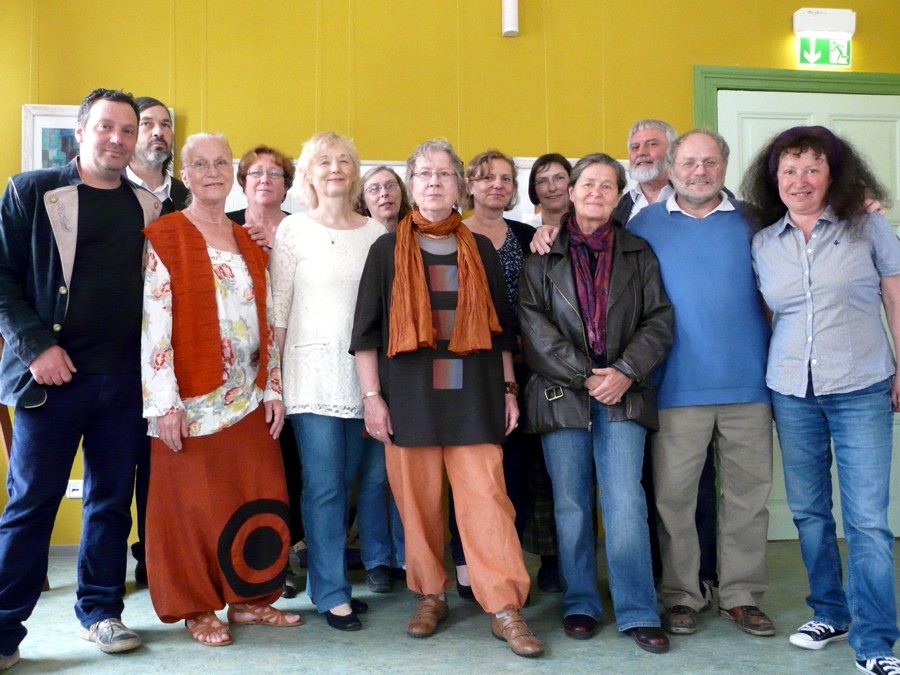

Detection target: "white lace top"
[271, 213, 386, 417]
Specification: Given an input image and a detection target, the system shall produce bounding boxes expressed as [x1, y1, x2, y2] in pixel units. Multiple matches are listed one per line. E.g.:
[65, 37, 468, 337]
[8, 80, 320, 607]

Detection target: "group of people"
[0, 87, 896, 674]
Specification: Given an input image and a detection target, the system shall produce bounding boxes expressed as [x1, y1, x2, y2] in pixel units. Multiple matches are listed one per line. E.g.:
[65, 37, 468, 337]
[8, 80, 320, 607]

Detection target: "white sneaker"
[789, 620, 849, 650]
[79, 618, 142, 653]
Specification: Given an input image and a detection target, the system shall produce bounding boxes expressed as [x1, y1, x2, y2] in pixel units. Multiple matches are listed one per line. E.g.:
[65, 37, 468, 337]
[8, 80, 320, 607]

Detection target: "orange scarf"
[387, 208, 501, 357]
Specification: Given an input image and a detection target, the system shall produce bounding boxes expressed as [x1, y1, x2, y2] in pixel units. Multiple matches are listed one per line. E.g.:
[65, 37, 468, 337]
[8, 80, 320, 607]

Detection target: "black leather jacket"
[518, 218, 673, 432]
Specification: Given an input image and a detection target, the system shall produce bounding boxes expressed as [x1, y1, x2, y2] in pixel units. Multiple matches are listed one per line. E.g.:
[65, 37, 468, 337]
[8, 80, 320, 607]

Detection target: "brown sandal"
[185, 612, 233, 646]
[227, 602, 304, 627]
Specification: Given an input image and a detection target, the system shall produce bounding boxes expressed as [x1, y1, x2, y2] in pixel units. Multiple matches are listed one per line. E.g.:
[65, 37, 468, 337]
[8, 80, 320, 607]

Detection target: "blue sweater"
[628, 202, 770, 409]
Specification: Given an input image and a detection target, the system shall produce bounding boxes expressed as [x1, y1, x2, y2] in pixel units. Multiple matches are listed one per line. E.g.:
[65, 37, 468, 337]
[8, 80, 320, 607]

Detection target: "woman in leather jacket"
[518, 152, 673, 653]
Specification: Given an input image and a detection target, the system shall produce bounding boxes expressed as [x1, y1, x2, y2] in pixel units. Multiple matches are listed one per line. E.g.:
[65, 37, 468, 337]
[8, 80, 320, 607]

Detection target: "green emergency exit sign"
[798, 36, 851, 67]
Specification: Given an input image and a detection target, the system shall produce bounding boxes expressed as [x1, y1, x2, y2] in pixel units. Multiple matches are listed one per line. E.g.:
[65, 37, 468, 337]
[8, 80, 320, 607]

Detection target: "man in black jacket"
[126, 96, 189, 215]
[125, 96, 189, 586]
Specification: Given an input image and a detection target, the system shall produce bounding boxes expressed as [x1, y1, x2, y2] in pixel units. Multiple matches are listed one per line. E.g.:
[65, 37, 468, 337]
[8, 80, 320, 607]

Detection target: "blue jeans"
[292, 413, 389, 612]
[772, 377, 898, 660]
[0, 373, 145, 654]
[541, 399, 659, 631]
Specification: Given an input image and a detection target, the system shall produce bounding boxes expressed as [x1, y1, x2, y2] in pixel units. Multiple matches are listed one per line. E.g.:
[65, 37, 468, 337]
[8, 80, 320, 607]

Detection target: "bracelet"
[504, 381, 519, 396]
[362, 390, 381, 399]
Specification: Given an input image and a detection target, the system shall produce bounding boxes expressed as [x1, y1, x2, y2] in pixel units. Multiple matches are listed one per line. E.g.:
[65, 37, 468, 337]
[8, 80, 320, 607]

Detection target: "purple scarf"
[568, 217, 614, 356]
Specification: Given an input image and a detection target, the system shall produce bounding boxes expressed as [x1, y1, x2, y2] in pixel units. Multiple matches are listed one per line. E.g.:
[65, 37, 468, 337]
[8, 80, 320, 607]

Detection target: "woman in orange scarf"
[350, 139, 542, 659]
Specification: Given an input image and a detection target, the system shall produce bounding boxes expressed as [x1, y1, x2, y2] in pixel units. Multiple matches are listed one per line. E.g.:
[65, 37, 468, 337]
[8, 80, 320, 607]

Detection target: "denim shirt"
[751, 207, 900, 397]
[0, 159, 162, 407]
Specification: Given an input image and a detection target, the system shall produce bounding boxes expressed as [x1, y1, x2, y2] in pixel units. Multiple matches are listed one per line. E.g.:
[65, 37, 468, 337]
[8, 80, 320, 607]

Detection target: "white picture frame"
[21, 104, 81, 172]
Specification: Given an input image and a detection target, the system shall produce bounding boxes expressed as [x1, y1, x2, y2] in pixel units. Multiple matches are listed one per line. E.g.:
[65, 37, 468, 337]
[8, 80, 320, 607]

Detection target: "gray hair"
[666, 128, 730, 169]
[404, 139, 466, 209]
[295, 131, 362, 209]
[180, 132, 231, 167]
[627, 119, 677, 152]
[569, 153, 627, 195]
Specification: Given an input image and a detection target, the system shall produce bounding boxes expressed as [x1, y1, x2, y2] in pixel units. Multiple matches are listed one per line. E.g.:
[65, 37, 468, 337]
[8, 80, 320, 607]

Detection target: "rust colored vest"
[144, 211, 270, 398]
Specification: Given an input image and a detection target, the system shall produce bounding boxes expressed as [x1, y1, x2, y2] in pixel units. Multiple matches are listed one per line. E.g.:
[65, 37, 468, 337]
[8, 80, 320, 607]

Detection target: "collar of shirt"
[126, 166, 172, 203]
[627, 183, 675, 220]
[665, 191, 735, 218]
[773, 204, 838, 236]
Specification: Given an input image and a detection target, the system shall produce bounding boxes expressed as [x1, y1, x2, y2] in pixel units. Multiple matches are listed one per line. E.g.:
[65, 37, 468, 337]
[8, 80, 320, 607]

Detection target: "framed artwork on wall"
[21, 104, 81, 172]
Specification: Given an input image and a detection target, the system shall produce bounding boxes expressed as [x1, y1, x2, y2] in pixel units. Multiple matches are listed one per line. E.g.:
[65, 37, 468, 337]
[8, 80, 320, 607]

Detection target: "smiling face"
[628, 128, 669, 183]
[533, 162, 570, 214]
[181, 137, 234, 204]
[777, 148, 831, 219]
[569, 162, 621, 229]
[411, 150, 460, 221]
[134, 104, 173, 169]
[244, 152, 287, 209]
[75, 99, 138, 185]
[308, 142, 357, 202]
[468, 158, 516, 213]
[363, 168, 402, 224]
[670, 132, 726, 208]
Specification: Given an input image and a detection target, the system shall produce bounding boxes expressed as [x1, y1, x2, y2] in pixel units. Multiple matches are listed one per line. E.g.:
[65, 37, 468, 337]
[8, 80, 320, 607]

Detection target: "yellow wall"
[0, 0, 898, 543]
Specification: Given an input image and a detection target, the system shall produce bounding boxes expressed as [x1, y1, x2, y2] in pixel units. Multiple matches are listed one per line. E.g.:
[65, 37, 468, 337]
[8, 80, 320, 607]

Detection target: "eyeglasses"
[247, 168, 285, 179]
[364, 180, 400, 195]
[188, 159, 231, 173]
[676, 159, 721, 171]
[414, 170, 455, 183]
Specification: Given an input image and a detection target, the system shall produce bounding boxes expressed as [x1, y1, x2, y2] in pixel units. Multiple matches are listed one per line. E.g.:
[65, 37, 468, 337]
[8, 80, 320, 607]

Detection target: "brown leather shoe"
[662, 605, 697, 634]
[491, 607, 544, 658]
[406, 595, 448, 638]
[719, 605, 775, 636]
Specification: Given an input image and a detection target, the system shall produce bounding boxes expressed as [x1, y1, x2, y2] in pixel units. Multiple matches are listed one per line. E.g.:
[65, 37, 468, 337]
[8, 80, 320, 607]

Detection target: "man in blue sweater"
[629, 129, 774, 638]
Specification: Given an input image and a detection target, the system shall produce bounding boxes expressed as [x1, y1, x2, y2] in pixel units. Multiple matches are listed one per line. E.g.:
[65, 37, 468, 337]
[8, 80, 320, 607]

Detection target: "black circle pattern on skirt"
[218, 499, 290, 597]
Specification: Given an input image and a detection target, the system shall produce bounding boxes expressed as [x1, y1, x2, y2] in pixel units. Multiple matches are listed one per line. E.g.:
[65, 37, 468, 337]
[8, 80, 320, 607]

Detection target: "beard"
[630, 159, 663, 183]
[134, 144, 170, 169]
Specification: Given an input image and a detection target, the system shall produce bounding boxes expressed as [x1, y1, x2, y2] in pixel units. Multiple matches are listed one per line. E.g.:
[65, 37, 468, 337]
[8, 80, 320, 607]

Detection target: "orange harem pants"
[146, 405, 290, 622]
[385, 442, 530, 613]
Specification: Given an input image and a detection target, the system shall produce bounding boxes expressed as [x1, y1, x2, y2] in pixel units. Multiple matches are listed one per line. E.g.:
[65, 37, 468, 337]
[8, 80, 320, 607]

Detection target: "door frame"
[693, 66, 900, 129]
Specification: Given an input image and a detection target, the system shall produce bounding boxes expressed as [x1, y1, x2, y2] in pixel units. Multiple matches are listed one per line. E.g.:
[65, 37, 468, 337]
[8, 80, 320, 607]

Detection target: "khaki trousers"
[652, 403, 773, 611]
[385, 442, 530, 613]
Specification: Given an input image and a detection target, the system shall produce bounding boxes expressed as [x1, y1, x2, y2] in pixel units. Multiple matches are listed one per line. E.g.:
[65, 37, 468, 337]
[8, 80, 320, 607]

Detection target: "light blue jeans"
[541, 399, 659, 631]
[772, 377, 898, 660]
[291, 413, 389, 612]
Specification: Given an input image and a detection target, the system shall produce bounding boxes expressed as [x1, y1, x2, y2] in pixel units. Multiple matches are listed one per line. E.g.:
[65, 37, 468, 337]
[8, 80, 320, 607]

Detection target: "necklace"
[186, 207, 226, 228]
[417, 231, 453, 240]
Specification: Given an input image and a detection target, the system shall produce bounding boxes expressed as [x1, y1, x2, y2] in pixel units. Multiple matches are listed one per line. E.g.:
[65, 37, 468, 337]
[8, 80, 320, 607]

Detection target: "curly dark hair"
[740, 125, 891, 226]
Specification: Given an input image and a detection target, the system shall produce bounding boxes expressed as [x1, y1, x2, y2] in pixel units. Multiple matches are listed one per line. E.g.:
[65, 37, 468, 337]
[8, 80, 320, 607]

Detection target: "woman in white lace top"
[270, 132, 388, 631]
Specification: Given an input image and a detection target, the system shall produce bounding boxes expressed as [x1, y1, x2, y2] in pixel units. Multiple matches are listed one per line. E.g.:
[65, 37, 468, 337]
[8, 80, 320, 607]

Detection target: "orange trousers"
[385, 442, 530, 613]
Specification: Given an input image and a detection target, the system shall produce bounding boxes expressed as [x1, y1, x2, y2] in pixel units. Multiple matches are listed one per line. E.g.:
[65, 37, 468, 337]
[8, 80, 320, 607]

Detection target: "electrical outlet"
[66, 480, 83, 499]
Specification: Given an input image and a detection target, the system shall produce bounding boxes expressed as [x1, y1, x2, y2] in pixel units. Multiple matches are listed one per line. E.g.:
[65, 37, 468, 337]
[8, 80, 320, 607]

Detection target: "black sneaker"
[856, 656, 900, 674]
[789, 621, 849, 650]
[366, 565, 393, 593]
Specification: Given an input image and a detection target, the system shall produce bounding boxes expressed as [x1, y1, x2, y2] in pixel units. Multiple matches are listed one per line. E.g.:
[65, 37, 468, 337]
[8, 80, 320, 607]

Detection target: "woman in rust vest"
[141, 133, 302, 647]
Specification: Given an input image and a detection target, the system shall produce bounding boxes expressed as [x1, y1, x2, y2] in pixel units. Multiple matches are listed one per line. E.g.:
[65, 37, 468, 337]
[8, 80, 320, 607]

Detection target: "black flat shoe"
[456, 579, 476, 601]
[626, 626, 670, 654]
[324, 610, 361, 631]
[350, 598, 369, 614]
[563, 613, 597, 640]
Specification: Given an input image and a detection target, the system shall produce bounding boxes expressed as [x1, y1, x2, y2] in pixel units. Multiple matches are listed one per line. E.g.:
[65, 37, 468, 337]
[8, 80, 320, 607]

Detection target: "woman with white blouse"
[270, 132, 388, 631]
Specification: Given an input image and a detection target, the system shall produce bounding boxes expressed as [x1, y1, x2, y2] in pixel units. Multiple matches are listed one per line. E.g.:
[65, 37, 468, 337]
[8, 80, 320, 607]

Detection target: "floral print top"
[141, 243, 282, 438]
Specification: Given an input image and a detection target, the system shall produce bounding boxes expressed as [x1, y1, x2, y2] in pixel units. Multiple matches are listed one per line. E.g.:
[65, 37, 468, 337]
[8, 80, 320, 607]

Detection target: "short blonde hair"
[295, 131, 361, 208]
[180, 132, 231, 167]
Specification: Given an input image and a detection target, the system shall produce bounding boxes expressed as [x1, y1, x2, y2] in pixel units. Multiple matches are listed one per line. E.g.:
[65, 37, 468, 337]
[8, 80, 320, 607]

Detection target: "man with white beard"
[124, 97, 188, 586]
[126, 96, 189, 215]
[612, 119, 677, 222]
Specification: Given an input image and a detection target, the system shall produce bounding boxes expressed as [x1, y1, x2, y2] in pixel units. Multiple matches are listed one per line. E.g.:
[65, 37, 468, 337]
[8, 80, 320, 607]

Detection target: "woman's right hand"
[529, 224, 560, 255]
[156, 409, 189, 452]
[363, 394, 393, 444]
